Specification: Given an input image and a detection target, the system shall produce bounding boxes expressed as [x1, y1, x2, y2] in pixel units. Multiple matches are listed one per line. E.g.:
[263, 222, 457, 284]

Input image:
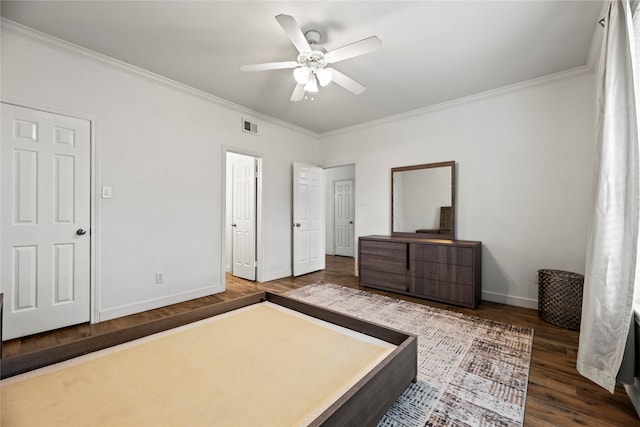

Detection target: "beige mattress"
[1, 302, 395, 427]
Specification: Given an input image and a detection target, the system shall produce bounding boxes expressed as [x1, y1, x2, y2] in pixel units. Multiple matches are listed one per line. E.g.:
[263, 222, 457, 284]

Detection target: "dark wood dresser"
[358, 235, 482, 308]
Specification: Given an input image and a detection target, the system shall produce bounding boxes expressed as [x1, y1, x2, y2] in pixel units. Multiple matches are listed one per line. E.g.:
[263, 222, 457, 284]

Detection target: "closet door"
[1, 103, 91, 339]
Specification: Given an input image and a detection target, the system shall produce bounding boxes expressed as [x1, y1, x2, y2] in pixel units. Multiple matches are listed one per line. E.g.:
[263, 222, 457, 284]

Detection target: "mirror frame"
[391, 161, 456, 240]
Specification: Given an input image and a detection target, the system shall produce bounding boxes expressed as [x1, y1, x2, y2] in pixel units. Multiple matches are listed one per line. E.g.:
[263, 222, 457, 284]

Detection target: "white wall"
[324, 164, 355, 255]
[320, 71, 596, 308]
[0, 21, 598, 315]
[1, 25, 319, 320]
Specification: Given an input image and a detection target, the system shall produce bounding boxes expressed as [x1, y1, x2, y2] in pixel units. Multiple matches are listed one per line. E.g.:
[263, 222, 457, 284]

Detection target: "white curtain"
[634, 0, 640, 318]
[577, 0, 640, 393]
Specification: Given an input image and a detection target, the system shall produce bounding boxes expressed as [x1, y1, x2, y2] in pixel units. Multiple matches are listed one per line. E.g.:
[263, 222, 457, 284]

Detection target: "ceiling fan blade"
[240, 61, 298, 72]
[327, 68, 366, 94]
[325, 36, 382, 64]
[275, 14, 312, 53]
[290, 84, 305, 102]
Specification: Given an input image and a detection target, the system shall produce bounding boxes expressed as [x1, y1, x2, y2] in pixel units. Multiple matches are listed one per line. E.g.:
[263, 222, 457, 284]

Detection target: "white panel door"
[231, 155, 256, 281]
[1, 103, 91, 340]
[293, 162, 325, 276]
[334, 179, 354, 257]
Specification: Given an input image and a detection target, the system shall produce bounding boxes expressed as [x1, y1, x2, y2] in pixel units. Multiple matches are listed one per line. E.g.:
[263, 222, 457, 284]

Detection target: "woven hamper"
[538, 269, 584, 330]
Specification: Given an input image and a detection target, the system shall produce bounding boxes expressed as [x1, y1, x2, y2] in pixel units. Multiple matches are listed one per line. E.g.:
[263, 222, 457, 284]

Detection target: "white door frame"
[222, 147, 263, 283]
[323, 162, 358, 275]
[1, 97, 100, 325]
[323, 162, 358, 243]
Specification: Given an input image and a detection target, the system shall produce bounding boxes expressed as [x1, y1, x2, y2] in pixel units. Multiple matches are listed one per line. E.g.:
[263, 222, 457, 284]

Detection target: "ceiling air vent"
[242, 118, 258, 135]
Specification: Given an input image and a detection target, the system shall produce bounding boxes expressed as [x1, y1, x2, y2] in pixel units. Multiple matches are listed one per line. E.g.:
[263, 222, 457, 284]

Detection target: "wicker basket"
[538, 269, 584, 330]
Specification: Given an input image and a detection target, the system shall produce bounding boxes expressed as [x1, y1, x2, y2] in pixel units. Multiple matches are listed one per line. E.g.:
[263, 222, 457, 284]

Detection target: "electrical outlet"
[155, 273, 164, 284]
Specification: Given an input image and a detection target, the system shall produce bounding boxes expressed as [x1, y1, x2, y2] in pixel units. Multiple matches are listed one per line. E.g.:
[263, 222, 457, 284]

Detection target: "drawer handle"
[406, 243, 410, 270]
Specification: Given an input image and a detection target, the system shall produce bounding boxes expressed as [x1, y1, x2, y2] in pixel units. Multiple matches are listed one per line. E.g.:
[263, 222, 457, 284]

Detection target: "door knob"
[294, 223, 301, 227]
[349, 221, 354, 224]
[76, 228, 87, 236]
[231, 224, 237, 227]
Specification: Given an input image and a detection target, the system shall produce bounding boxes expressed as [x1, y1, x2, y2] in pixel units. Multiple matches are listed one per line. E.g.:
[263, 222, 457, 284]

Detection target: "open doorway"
[324, 164, 356, 258]
[225, 151, 262, 281]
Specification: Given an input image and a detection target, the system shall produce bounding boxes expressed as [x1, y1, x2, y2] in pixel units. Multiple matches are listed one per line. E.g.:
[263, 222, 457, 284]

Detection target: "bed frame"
[1, 292, 417, 427]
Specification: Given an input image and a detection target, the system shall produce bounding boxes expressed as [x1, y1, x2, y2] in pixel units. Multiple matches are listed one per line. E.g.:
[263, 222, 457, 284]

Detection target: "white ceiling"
[1, 1, 604, 134]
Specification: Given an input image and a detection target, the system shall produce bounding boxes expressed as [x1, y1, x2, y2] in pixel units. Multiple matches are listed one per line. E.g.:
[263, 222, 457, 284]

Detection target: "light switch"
[102, 186, 112, 199]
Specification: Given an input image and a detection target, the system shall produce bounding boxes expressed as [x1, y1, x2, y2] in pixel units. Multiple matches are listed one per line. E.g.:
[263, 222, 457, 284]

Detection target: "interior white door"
[1, 103, 91, 340]
[231, 155, 256, 281]
[293, 162, 325, 276]
[334, 179, 354, 257]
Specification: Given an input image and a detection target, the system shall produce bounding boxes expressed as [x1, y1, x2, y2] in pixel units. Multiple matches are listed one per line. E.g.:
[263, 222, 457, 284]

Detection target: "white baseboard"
[98, 284, 225, 322]
[482, 291, 538, 309]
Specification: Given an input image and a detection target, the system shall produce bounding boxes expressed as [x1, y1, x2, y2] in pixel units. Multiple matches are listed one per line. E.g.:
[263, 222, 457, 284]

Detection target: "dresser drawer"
[408, 277, 438, 299]
[360, 240, 407, 258]
[410, 260, 473, 285]
[408, 277, 474, 306]
[438, 282, 474, 306]
[409, 244, 473, 266]
[360, 270, 407, 292]
[360, 253, 407, 275]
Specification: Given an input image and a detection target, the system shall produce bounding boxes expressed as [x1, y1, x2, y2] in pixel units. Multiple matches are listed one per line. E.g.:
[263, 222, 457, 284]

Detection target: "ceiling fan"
[240, 14, 381, 102]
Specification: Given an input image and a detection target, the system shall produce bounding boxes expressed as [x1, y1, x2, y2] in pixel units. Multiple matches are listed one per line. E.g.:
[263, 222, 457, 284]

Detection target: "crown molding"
[320, 64, 595, 138]
[1, 16, 600, 141]
[0, 18, 319, 139]
[321, 7, 606, 139]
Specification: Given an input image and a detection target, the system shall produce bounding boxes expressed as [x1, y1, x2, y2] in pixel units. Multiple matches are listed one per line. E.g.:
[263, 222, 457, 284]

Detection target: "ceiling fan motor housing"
[304, 30, 321, 45]
[297, 50, 327, 68]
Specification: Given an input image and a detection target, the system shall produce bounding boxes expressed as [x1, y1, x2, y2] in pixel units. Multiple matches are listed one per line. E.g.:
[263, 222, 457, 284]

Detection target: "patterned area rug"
[286, 283, 534, 427]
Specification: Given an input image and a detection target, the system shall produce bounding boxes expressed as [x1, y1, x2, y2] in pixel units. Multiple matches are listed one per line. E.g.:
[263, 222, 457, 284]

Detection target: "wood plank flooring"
[2, 255, 639, 426]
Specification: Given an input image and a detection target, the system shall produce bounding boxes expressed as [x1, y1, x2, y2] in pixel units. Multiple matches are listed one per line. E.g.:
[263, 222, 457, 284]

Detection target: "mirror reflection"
[391, 161, 455, 239]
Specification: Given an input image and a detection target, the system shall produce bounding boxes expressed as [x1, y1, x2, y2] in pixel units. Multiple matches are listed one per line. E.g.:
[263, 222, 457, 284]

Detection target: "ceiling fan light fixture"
[240, 14, 381, 101]
[293, 67, 310, 85]
[316, 68, 333, 87]
[304, 74, 319, 93]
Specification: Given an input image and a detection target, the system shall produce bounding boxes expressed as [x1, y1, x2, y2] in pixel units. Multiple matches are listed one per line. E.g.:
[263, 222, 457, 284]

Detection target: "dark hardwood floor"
[2, 255, 639, 426]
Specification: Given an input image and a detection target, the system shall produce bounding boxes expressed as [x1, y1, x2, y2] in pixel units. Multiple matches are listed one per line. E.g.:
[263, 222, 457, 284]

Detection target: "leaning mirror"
[391, 161, 456, 240]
